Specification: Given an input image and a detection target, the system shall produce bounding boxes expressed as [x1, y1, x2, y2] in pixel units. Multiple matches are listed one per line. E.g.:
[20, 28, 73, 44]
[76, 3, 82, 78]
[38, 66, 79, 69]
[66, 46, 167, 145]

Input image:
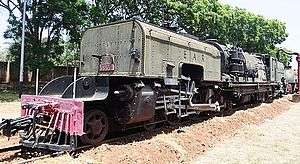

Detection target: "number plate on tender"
[99, 55, 115, 72]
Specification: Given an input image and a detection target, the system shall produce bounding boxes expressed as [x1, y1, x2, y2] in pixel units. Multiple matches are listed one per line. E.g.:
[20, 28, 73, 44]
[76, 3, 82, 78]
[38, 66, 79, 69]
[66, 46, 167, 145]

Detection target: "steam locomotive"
[0, 20, 295, 151]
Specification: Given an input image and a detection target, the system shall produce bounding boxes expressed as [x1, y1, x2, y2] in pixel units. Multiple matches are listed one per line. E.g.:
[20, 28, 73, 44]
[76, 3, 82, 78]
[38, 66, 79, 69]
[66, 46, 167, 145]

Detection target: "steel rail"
[0, 144, 22, 153]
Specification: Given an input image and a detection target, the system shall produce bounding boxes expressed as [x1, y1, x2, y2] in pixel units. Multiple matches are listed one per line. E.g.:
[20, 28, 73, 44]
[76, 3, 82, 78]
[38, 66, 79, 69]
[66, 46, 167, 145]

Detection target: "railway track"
[0, 144, 60, 163]
[0, 119, 203, 162]
[0, 144, 22, 153]
[0, 131, 159, 163]
[0, 102, 265, 163]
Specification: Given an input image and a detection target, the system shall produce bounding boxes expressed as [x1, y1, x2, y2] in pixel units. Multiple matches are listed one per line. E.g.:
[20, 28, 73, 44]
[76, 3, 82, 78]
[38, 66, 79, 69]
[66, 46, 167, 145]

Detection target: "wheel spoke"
[98, 122, 103, 130]
[101, 118, 106, 125]
[91, 115, 96, 122]
[87, 122, 93, 126]
[80, 110, 108, 145]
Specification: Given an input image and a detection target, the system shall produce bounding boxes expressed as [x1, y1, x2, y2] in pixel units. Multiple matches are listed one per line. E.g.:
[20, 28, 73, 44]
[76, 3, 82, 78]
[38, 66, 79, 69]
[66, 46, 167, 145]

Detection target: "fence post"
[5, 61, 10, 83]
[73, 67, 77, 99]
[35, 69, 39, 95]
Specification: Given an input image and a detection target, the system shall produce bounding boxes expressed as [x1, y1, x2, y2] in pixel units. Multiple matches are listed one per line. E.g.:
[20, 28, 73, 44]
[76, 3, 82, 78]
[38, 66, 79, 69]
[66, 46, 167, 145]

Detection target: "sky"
[0, 8, 9, 49]
[0, 0, 299, 67]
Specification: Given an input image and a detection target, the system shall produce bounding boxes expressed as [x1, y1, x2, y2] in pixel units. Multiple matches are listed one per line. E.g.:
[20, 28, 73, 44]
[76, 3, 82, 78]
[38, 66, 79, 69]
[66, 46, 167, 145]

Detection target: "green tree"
[0, 0, 89, 72]
[0, 48, 11, 61]
[0, 0, 291, 68]
[53, 42, 79, 66]
[89, 0, 167, 25]
[167, 0, 289, 65]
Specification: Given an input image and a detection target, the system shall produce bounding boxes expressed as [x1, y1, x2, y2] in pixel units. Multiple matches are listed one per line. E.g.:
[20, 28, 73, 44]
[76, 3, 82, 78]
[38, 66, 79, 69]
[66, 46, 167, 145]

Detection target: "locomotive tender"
[0, 20, 290, 151]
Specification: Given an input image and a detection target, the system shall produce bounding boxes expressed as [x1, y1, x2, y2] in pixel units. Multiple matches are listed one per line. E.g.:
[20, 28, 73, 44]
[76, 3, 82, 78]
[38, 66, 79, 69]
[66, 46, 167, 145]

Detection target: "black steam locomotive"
[0, 20, 294, 151]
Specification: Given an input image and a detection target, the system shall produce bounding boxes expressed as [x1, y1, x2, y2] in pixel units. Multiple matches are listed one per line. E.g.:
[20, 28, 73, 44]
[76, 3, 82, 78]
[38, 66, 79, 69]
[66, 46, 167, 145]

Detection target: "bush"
[0, 90, 19, 102]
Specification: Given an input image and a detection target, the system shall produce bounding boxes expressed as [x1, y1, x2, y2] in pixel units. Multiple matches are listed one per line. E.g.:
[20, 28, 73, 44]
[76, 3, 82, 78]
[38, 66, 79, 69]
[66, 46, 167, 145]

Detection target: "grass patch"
[0, 90, 19, 102]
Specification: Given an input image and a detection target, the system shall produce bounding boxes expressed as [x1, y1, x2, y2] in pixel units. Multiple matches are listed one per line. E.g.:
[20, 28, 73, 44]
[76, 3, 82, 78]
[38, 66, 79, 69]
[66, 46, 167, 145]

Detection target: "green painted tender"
[80, 20, 221, 81]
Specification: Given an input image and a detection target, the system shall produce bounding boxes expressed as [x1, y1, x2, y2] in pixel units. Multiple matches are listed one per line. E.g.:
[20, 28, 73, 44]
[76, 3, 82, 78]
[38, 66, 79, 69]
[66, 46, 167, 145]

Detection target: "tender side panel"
[140, 21, 221, 81]
[80, 21, 143, 76]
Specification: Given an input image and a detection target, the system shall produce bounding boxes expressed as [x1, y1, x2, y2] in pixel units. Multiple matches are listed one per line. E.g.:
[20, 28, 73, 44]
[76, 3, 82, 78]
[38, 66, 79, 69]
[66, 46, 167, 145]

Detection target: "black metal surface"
[21, 140, 73, 152]
[39, 76, 74, 96]
[113, 84, 157, 124]
[62, 76, 96, 98]
[0, 104, 78, 152]
[19, 122, 78, 152]
[40, 75, 109, 100]
[127, 85, 157, 124]
[62, 76, 109, 100]
[228, 49, 246, 75]
[21, 121, 77, 152]
[80, 110, 109, 145]
[0, 117, 33, 137]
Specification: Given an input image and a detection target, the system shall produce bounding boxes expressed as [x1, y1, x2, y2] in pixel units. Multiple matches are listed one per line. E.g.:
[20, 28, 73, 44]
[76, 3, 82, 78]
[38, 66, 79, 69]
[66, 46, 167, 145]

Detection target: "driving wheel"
[80, 110, 109, 145]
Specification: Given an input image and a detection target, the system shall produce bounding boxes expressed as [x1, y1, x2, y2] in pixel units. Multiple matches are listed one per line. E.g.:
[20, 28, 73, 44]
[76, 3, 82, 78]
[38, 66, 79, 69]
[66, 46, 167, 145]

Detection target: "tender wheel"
[80, 110, 109, 145]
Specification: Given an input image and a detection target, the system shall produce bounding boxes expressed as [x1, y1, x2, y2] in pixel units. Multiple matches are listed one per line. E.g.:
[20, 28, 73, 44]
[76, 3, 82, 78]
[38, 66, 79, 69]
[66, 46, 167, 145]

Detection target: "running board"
[189, 104, 220, 112]
[179, 111, 197, 118]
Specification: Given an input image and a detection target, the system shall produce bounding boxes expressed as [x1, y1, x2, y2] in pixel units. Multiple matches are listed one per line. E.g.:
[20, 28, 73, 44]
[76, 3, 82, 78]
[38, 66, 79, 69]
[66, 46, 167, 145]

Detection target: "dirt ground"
[194, 102, 300, 164]
[0, 102, 20, 120]
[0, 97, 297, 163]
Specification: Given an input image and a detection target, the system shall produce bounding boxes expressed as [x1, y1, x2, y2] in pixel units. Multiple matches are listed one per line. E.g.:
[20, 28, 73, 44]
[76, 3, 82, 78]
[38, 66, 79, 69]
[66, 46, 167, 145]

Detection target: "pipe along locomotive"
[0, 20, 296, 151]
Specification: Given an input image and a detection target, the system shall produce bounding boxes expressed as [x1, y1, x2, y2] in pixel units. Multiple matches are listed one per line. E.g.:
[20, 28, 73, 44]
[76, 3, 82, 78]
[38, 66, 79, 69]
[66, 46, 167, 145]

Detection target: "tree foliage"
[167, 0, 290, 65]
[89, 0, 166, 25]
[0, 48, 11, 61]
[0, 0, 291, 70]
[0, 0, 89, 71]
[53, 42, 79, 66]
